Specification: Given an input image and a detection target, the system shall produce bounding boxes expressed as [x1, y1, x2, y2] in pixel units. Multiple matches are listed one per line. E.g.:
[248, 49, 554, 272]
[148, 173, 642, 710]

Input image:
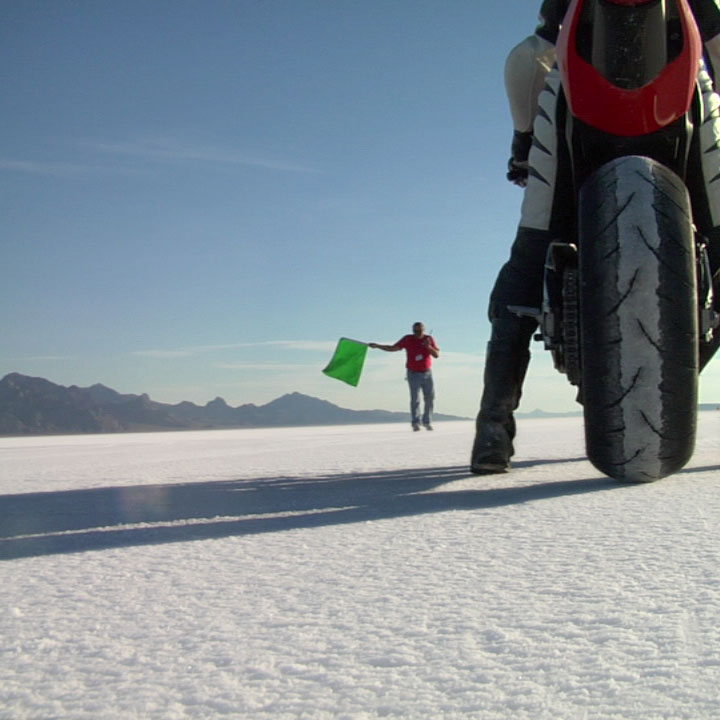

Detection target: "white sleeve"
[504, 34, 557, 132]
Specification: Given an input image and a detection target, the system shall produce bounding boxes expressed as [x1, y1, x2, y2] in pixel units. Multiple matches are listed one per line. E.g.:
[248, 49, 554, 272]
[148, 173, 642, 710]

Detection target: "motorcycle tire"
[578, 155, 698, 482]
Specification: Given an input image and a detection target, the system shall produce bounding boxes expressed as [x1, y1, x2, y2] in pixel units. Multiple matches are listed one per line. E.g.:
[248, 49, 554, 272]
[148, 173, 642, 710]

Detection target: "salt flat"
[1, 416, 720, 719]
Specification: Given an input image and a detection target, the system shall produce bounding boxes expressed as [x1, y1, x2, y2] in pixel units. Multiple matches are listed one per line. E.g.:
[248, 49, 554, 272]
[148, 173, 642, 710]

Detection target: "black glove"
[506, 130, 532, 187]
[507, 158, 528, 187]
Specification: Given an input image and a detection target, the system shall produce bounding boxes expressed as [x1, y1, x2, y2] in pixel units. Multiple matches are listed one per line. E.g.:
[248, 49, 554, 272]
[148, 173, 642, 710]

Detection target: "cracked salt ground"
[1, 416, 720, 719]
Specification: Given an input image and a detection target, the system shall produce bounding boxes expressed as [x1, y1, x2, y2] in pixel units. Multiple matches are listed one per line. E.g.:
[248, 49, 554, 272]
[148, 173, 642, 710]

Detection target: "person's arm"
[368, 342, 401, 352]
[426, 337, 440, 358]
[503, 1, 561, 185]
[535, 0, 566, 45]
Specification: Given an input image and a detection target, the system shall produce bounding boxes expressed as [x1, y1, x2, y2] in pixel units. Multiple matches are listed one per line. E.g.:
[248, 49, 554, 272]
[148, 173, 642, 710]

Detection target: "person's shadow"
[2, 457, 712, 560]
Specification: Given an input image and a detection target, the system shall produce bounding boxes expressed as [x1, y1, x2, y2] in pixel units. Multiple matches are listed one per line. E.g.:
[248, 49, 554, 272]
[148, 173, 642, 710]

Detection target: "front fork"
[697, 239, 719, 342]
[509, 241, 581, 386]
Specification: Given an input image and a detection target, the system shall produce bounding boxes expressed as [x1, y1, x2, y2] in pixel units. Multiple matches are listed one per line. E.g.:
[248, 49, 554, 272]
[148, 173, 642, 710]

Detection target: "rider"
[471, 0, 720, 474]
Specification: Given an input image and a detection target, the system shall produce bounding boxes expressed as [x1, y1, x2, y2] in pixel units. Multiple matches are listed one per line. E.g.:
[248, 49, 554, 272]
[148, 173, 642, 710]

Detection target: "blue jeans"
[407, 371, 434, 426]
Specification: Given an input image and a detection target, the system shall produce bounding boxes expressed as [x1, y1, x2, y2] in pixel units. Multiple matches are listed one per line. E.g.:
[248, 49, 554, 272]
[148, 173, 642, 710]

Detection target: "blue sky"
[4, 0, 720, 418]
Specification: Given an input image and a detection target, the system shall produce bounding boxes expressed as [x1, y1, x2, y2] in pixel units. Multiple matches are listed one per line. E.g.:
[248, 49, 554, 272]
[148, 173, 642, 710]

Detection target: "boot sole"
[470, 461, 510, 475]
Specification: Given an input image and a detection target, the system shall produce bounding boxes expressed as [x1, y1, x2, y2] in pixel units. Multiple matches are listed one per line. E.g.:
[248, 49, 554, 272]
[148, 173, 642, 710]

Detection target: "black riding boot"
[470, 316, 535, 474]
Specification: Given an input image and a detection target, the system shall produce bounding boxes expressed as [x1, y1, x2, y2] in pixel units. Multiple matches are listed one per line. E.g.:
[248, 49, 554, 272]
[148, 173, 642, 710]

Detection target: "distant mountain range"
[0, 373, 467, 436]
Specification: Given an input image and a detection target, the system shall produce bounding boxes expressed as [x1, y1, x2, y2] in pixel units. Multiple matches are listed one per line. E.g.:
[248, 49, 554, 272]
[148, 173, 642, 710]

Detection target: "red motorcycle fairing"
[605, 0, 655, 5]
[556, 0, 702, 136]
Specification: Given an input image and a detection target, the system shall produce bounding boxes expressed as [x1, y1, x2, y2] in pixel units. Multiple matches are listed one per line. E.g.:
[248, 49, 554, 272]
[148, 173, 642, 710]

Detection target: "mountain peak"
[207, 396, 229, 407]
[0, 373, 467, 436]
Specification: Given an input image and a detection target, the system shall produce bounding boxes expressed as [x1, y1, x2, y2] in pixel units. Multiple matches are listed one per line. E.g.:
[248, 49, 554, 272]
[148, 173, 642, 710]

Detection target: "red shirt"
[396, 334, 438, 372]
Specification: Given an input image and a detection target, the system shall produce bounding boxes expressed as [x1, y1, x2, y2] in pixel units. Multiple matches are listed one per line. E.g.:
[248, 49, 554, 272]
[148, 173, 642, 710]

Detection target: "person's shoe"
[412, 423, 421, 432]
[470, 421, 513, 474]
[423, 423, 433, 431]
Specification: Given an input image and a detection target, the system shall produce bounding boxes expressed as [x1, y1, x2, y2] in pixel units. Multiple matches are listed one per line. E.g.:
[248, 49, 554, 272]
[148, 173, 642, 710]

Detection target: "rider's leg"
[471, 66, 567, 474]
[470, 311, 537, 473]
[470, 230, 550, 474]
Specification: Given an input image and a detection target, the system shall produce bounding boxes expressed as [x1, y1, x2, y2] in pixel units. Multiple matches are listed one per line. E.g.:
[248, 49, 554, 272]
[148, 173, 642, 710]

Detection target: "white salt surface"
[2, 416, 720, 719]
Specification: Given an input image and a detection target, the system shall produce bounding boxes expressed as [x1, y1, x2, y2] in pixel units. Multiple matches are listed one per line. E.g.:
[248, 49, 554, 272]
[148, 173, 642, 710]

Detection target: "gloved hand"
[506, 130, 532, 187]
[507, 158, 528, 186]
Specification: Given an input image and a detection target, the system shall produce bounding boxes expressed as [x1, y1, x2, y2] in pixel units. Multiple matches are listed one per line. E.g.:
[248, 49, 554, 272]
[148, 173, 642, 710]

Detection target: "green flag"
[322, 337, 368, 387]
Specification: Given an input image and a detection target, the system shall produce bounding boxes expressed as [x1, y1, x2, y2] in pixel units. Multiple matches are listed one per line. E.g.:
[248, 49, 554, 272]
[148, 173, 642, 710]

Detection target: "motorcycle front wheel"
[579, 155, 698, 482]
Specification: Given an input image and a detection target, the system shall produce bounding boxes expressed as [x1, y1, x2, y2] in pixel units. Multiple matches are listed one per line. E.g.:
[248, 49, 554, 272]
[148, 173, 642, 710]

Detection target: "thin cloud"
[132, 340, 336, 358]
[213, 362, 315, 371]
[11, 354, 73, 362]
[131, 349, 199, 359]
[80, 138, 320, 174]
[1, 137, 319, 178]
[0, 159, 132, 178]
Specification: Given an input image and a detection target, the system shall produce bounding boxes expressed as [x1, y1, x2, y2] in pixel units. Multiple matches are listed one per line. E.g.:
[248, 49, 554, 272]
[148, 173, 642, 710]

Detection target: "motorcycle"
[516, 0, 719, 481]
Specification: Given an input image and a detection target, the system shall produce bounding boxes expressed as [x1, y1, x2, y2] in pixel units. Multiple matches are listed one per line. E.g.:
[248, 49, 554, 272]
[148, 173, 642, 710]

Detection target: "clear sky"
[4, 0, 720, 419]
